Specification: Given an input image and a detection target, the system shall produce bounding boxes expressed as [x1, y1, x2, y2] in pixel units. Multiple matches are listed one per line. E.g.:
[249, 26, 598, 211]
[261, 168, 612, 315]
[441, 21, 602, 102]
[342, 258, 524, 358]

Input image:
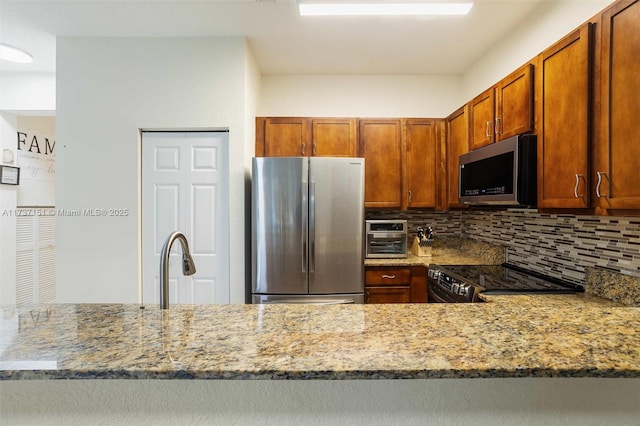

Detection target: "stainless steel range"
[427, 263, 585, 303]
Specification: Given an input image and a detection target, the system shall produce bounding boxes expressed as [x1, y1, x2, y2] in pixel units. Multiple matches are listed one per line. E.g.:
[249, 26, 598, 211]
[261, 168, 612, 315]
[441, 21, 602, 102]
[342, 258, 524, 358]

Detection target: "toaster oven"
[365, 220, 408, 258]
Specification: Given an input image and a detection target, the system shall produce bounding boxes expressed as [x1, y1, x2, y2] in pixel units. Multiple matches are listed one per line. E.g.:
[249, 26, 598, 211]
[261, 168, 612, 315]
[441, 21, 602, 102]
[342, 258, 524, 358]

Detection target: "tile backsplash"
[366, 209, 640, 285]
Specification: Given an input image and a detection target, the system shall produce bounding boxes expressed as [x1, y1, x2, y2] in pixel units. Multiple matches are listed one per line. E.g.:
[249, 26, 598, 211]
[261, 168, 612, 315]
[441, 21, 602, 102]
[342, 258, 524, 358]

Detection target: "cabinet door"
[496, 63, 534, 141]
[446, 105, 469, 209]
[264, 117, 311, 157]
[311, 118, 357, 157]
[595, 0, 640, 211]
[365, 287, 411, 304]
[468, 88, 495, 150]
[405, 119, 438, 208]
[537, 24, 593, 209]
[359, 119, 403, 208]
[410, 266, 427, 303]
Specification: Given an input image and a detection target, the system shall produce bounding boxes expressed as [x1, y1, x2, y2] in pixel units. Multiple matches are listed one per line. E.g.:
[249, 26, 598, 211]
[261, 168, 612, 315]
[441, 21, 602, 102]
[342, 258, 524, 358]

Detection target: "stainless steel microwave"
[365, 220, 408, 258]
[458, 134, 537, 206]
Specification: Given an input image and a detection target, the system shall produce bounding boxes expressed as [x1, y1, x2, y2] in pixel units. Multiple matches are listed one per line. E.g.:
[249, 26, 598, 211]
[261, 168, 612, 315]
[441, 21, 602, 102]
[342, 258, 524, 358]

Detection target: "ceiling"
[1, 0, 554, 75]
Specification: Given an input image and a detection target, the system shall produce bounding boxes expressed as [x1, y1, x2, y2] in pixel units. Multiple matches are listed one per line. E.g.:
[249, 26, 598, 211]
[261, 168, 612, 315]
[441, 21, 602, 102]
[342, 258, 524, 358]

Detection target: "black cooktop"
[440, 263, 585, 294]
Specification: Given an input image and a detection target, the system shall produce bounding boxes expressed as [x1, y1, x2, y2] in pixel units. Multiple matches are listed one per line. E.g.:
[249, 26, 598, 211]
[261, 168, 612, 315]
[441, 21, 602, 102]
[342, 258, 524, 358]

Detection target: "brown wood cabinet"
[359, 119, 403, 209]
[256, 117, 357, 157]
[536, 23, 594, 209]
[311, 118, 358, 157]
[405, 119, 438, 209]
[409, 266, 428, 303]
[364, 265, 427, 304]
[468, 63, 534, 151]
[496, 63, 534, 140]
[594, 0, 640, 213]
[445, 105, 469, 209]
[469, 88, 495, 150]
[259, 117, 311, 157]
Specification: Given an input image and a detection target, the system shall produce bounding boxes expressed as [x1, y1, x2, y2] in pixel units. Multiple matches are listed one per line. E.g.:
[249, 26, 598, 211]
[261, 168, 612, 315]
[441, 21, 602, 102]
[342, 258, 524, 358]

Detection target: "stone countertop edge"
[1, 300, 639, 381]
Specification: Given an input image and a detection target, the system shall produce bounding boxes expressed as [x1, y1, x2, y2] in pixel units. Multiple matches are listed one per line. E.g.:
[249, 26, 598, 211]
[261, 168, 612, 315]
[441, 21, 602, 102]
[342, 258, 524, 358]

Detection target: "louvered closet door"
[16, 208, 56, 304]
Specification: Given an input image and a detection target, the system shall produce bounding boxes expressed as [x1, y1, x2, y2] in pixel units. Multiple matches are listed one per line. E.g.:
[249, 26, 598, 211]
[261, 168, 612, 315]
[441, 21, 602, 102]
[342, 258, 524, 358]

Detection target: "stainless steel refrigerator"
[252, 157, 365, 304]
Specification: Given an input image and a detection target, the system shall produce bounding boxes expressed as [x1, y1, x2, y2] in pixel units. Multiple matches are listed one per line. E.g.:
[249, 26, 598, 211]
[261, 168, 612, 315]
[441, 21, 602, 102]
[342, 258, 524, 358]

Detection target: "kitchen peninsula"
[1, 296, 639, 380]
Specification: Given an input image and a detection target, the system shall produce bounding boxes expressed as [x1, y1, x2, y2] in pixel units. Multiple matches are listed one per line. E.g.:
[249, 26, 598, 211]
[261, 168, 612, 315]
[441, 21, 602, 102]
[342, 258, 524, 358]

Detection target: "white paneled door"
[142, 131, 229, 305]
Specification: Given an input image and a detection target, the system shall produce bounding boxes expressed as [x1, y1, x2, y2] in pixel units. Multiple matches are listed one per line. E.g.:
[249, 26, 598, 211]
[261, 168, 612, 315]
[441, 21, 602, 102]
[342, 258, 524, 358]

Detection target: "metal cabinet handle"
[301, 143, 305, 156]
[312, 143, 317, 156]
[495, 117, 501, 135]
[574, 174, 585, 198]
[485, 121, 491, 138]
[596, 171, 608, 198]
[408, 190, 412, 204]
[381, 274, 396, 279]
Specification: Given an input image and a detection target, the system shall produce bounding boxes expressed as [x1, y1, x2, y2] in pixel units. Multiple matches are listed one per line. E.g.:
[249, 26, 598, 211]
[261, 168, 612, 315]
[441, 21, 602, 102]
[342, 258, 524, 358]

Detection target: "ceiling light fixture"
[0, 43, 34, 64]
[299, 2, 473, 16]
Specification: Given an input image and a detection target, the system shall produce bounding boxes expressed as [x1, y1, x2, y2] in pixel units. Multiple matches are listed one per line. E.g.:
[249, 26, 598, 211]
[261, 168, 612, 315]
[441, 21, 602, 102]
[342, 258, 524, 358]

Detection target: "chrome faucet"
[160, 231, 196, 309]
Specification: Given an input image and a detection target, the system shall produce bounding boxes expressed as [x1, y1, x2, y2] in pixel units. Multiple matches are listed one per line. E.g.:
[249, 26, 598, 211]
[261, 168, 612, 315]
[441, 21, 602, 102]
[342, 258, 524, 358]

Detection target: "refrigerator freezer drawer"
[252, 293, 365, 304]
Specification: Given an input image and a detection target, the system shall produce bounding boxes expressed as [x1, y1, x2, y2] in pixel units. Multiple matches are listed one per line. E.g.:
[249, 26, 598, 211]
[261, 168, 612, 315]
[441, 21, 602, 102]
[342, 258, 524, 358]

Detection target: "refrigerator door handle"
[261, 299, 356, 305]
[310, 181, 316, 274]
[302, 181, 308, 274]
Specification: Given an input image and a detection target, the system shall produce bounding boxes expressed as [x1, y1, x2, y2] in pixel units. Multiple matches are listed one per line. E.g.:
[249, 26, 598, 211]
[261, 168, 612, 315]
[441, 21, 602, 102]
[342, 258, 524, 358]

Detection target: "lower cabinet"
[364, 265, 427, 304]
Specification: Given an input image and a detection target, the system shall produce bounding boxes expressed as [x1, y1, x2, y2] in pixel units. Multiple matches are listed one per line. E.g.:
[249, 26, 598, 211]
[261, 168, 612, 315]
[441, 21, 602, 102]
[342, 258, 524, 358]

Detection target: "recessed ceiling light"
[299, 2, 473, 16]
[0, 43, 34, 64]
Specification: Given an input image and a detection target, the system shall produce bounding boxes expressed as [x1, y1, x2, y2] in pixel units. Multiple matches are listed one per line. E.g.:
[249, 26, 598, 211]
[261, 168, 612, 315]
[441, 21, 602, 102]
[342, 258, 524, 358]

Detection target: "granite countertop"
[365, 239, 505, 267]
[365, 252, 493, 267]
[1, 297, 639, 380]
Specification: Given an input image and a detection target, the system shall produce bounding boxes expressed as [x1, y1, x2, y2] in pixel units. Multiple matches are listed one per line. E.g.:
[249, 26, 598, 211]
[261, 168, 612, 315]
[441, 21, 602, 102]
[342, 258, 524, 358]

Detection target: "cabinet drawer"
[365, 267, 411, 285]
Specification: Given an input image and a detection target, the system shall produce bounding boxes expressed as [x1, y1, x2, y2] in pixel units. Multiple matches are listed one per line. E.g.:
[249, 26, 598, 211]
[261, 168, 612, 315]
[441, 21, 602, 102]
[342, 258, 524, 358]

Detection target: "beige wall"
[259, 74, 464, 118]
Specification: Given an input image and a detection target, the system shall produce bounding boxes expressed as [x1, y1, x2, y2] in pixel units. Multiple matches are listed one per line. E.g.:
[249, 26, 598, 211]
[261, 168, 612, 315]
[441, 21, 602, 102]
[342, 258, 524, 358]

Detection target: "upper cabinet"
[311, 118, 357, 157]
[594, 0, 640, 212]
[469, 63, 534, 150]
[359, 119, 403, 209]
[469, 88, 495, 150]
[259, 117, 311, 157]
[445, 105, 469, 209]
[255, 117, 357, 157]
[257, 117, 443, 211]
[536, 23, 593, 209]
[405, 119, 438, 209]
[496, 64, 535, 140]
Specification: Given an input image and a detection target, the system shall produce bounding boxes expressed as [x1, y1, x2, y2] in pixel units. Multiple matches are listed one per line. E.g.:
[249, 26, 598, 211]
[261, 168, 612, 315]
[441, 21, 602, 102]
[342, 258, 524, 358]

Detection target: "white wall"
[0, 72, 56, 114]
[56, 37, 252, 303]
[2, 378, 640, 425]
[462, 0, 614, 100]
[259, 74, 464, 118]
[243, 40, 262, 302]
[0, 113, 18, 305]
